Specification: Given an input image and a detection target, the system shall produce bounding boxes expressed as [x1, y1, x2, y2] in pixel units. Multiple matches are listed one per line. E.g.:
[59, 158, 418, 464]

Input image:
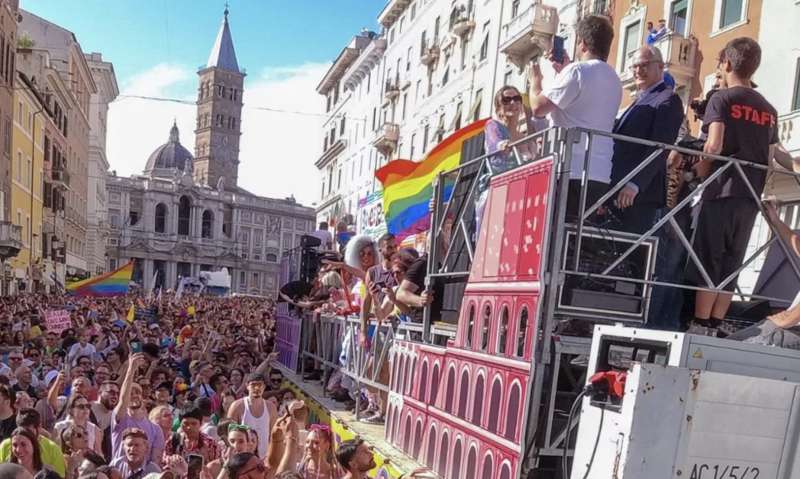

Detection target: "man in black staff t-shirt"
[689, 37, 778, 331]
[396, 255, 437, 323]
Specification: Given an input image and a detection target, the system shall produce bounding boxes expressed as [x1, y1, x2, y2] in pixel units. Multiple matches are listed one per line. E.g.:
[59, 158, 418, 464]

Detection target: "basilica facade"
[105, 8, 314, 296]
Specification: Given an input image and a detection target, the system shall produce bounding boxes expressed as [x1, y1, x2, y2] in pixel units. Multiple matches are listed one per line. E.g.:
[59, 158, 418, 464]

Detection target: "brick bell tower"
[194, 6, 245, 190]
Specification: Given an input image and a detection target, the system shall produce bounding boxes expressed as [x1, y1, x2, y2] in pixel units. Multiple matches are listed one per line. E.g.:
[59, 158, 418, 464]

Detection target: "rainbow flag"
[66, 262, 134, 297]
[376, 118, 488, 239]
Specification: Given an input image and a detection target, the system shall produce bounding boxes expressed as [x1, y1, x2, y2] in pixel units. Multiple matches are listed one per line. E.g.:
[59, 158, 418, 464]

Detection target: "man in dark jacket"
[611, 45, 685, 234]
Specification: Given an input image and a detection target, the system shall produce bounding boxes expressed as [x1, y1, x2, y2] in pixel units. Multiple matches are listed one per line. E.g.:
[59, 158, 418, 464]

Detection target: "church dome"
[144, 122, 194, 175]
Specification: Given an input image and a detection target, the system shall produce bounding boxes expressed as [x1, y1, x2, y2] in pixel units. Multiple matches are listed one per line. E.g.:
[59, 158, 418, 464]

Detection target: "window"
[407, 47, 413, 71]
[466, 448, 477, 478]
[516, 307, 529, 357]
[504, 70, 513, 86]
[178, 196, 191, 236]
[201, 210, 214, 238]
[419, 361, 428, 400]
[451, 441, 463, 479]
[410, 2, 416, 20]
[487, 379, 501, 433]
[426, 426, 437, 468]
[420, 30, 428, 54]
[497, 307, 509, 354]
[511, 0, 521, 17]
[410, 133, 416, 160]
[154, 203, 167, 233]
[793, 59, 800, 112]
[471, 375, 484, 424]
[480, 22, 490, 61]
[422, 124, 430, 154]
[473, 89, 483, 122]
[718, 0, 744, 30]
[505, 384, 521, 440]
[622, 21, 642, 71]
[442, 67, 450, 86]
[669, 0, 689, 36]
[437, 432, 448, 477]
[458, 370, 469, 418]
[445, 367, 456, 412]
[466, 304, 475, 347]
[480, 304, 490, 351]
[481, 455, 494, 479]
[402, 93, 408, 120]
[434, 16, 441, 44]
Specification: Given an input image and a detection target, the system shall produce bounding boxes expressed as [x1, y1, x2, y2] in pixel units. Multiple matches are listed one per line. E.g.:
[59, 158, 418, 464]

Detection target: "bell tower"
[194, 6, 245, 190]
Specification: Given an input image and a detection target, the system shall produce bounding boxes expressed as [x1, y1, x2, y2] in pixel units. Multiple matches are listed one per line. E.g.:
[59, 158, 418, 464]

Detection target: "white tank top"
[242, 397, 270, 458]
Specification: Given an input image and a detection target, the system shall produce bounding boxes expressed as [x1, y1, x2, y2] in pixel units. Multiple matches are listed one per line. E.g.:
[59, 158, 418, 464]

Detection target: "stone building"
[85, 53, 118, 276]
[106, 8, 315, 296]
[21, 9, 97, 280]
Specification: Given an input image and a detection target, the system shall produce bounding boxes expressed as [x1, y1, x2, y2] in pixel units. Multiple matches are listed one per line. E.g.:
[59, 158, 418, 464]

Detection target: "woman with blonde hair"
[148, 405, 174, 444]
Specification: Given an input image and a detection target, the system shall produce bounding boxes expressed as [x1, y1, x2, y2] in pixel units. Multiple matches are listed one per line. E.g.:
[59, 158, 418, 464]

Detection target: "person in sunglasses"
[54, 394, 104, 458]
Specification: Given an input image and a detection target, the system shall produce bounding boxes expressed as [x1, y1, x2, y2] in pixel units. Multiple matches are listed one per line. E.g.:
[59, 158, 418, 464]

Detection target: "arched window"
[457, 370, 469, 418]
[505, 383, 521, 441]
[393, 408, 401, 444]
[407, 357, 416, 395]
[403, 356, 410, 396]
[386, 405, 393, 440]
[397, 356, 406, 392]
[450, 440, 463, 479]
[430, 364, 440, 407]
[403, 415, 412, 453]
[445, 367, 456, 413]
[481, 454, 494, 479]
[500, 463, 511, 479]
[426, 426, 437, 468]
[265, 253, 278, 262]
[465, 447, 477, 478]
[154, 203, 167, 233]
[178, 196, 191, 236]
[481, 304, 491, 351]
[419, 361, 429, 401]
[471, 374, 484, 425]
[488, 379, 502, 434]
[413, 420, 423, 459]
[201, 210, 214, 238]
[466, 304, 475, 348]
[437, 432, 449, 477]
[497, 306, 509, 355]
[516, 306, 529, 358]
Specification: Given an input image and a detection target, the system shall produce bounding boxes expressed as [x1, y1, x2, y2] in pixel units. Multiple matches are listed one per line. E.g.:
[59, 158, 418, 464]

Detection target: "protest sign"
[45, 309, 71, 334]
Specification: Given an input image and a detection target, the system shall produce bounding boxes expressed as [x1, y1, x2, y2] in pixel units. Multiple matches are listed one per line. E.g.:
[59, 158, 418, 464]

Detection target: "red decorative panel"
[499, 177, 527, 278]
[518, 158, 553, 280]
[481, 184, 508, 279]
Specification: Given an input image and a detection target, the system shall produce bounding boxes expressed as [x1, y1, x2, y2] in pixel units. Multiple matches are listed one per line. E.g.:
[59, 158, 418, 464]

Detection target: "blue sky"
[22, 1, 385, 205]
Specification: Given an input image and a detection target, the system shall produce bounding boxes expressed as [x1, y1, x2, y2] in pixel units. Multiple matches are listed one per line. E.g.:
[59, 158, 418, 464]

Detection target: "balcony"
[499, 3, 559, 70]
[779, 110, 800, 156]
[52, 168, 70, 189]
[372, 122, 400, 156]
[420, 46, 440, 67]
[384, 80, 400, 102]
[452, 17, 476, 36]
[315, 138, 348, 170]
[0, 221, 22, 260]
[653, 33, 698, 88]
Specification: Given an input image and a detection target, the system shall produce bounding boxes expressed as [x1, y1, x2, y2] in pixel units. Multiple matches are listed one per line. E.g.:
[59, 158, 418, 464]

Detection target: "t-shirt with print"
[543, 59, 622, 184]
[702, 86, 778, 200]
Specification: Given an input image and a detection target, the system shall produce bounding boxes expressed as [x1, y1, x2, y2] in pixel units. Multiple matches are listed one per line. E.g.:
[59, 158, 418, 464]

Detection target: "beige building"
[20, 9, 98, 280]
[0, 0, 23, 294]
[85, 53, 118, 275]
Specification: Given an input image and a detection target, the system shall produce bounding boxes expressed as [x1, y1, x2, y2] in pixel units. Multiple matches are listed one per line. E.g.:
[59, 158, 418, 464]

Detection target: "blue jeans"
[647, 209, 689, 331]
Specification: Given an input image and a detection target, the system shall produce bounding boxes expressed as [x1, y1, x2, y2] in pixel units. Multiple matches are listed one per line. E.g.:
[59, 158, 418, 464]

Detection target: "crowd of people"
[0, 292, 429, 479]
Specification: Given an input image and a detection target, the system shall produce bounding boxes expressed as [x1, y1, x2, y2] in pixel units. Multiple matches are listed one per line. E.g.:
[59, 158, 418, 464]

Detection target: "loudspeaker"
[300, 234, 322, 248]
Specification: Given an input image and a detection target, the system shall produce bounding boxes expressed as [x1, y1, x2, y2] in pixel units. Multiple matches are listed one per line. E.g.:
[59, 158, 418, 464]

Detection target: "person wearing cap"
[226, 373, 277, 459]
[110, 428, 161, 479]
[162, 405, 219, 465]
[110, 353, 164, 465]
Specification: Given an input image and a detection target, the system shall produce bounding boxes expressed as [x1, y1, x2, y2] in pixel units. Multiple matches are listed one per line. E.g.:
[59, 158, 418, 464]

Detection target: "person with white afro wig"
[342, 234, 379, 279]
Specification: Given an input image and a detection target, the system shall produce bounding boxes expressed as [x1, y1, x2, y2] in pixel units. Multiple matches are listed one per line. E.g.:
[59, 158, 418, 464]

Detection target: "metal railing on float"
[423, 124, 800, 477]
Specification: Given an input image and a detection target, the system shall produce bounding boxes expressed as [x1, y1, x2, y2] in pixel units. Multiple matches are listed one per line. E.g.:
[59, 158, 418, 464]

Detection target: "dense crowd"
[0, 293, 410, 479]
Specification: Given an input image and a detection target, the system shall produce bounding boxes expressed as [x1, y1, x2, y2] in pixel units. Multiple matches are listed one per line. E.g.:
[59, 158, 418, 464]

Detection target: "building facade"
[21, 10, 97, 280]
[9, 75, 44, 293]
[314, 0, 567, 233]
[106, 9, 315, 297]
[0, 0, 23, 294]
[85, 53, 118, 276]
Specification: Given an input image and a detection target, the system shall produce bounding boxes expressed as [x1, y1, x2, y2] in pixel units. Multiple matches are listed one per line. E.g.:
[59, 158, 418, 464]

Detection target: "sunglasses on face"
[501, 95, 523, 105]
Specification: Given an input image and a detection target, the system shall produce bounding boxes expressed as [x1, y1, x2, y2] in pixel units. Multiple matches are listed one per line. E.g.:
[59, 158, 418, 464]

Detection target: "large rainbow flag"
[66, 261, 134, 297]
[376, 118, 488, 239]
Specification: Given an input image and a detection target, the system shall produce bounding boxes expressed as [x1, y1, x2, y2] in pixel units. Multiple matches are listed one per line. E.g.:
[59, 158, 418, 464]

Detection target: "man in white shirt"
[529, 15, 623, 219]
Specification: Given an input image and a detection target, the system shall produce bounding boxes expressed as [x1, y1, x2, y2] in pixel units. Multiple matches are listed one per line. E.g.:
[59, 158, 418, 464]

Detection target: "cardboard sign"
[45, 309, 71, 334]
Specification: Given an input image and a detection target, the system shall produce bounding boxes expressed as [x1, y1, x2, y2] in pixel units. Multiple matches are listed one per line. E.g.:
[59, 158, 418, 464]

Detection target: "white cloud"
[106, 62, 329, 207]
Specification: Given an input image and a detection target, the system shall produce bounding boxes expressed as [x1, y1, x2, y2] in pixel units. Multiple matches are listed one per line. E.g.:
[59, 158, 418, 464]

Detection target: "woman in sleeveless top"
[296, 425, 341, 479]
